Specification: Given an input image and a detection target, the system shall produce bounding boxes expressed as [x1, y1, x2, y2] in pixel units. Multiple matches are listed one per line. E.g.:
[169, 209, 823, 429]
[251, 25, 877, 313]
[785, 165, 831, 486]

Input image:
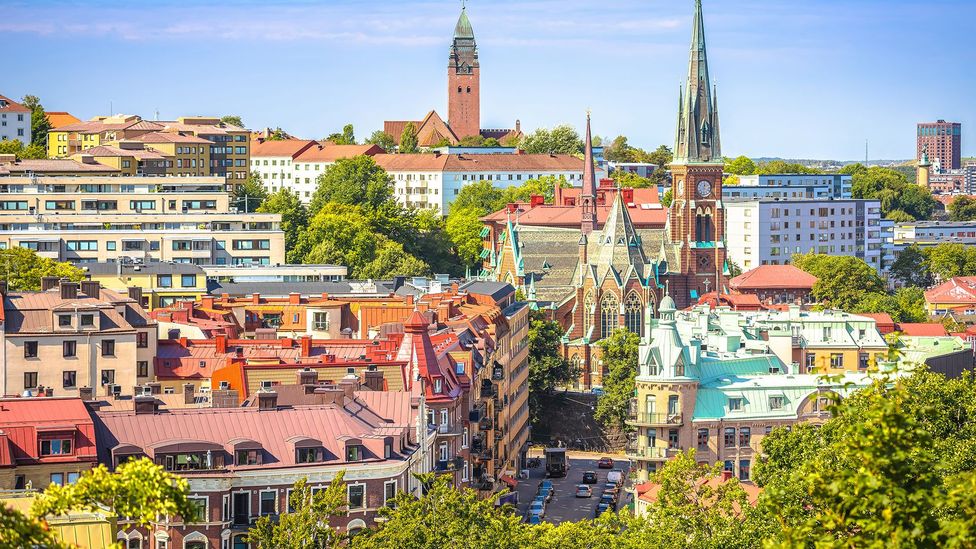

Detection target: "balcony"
[625, 412, 683, 427]
[435, 456, 465, 472]
[437, 423, 462, 437]
[492, 366, 504, 381]
[480, 380, 496, 398]
[624, 445, 672, 461]
[469, 407, 484, 422]
[479, 417, 493, 431]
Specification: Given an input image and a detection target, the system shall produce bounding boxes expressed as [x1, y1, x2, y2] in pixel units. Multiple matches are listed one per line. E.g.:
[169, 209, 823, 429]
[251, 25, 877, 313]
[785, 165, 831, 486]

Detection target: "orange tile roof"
[371, 153, 585, 172]
[0, 158, 120, 175]
[638, 476, 762, 510]
[0, 95, 29, 113]
[46, 111, 81, 128]
[897, 323, 948, 337]
[250, 139, 318, 158]
[730, 265, 818, 290]
[925, 277, 976, 305]
[294, 144, 384, 163]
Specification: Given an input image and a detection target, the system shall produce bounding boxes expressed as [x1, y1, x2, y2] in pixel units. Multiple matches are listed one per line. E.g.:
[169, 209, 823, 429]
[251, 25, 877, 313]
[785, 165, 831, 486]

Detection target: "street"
[515, 450, 631, 524]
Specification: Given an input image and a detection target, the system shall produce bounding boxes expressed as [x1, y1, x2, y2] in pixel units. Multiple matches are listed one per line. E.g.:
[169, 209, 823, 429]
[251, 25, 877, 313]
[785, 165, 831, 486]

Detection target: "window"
[63, 340, 77, 358]
[830, 353, 844, 369]
[384, 480, 397, 507]
[80, 314, 94, 327]
[59, 315, 72, 327]
[313, 312, 329, 331]
[259, 490, 276, 515]
[723, 460, 733, 472]
[63, 370, 77, 388]
[40, 438, 73, 456]
[623, 292, 643, 335]
[724, 427, 736, 448]
[769, 396, 784, 410]
[24, 341, 38, 358]
[805, 354, 816, 371]
[346, 445, 362, 462]
[51, 472, 65, 486]
[101, 370, 115, 386]
[739, 427, 751, 447]
[858, 353, 869, 370]
[697, 428, 708, 450]
[157, 275, 172, 288]
[24, 371, 38, 389]
[237, 449, 260, 465]
[187, 497, 207, 523]
[728, 397, 742, 412]
[739, 459, 751, 481]
[296, 448, 319, 463]
[137, 361, 149, 377]
[102, 339, 115, 356]
[600, 292, 619, 340]
[347, 484, 365, 510]
[667, 429, 679, 449]
[137, 332, 149, 348]
[181, 275, 197, 287]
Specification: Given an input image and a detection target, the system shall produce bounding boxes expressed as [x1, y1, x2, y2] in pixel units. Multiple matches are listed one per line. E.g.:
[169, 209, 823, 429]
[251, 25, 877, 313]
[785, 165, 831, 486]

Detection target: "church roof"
[454, 7, 475, 39]
[590, 191, 649, 281]
[674, 0, 721, 164]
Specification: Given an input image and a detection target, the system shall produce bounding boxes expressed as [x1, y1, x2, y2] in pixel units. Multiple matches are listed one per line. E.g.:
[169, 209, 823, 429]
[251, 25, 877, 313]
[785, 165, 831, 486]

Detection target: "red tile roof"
[46, 112, 81, 128]
[481, 186, 666, 229]
[696, 292, 765, 311]
[925, 277, 976, 305]
[0, 95, 30, 113]
[294, 144, 384, 163]
[250, 139, 318, 158]
[730, 265, 818, 290]
[897, 323, 948, 337]
[79, 145, 168, 160]
[858, 313, 896, 334]
[0, 158, 119, 175]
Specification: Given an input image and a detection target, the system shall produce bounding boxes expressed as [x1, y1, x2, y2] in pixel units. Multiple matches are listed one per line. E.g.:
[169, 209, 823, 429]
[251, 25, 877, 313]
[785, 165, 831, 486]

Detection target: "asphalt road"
[516, 451, 631, 524]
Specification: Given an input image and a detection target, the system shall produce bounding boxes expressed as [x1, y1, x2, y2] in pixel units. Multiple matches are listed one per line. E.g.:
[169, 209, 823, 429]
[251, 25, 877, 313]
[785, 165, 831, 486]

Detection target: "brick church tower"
[669, 0, 727, 301]
[448, 6, 481, 140]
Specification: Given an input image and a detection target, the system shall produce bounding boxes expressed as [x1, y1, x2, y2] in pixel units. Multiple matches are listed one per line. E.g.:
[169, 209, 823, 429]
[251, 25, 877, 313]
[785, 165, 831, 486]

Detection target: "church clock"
[697, 180, 712, 198]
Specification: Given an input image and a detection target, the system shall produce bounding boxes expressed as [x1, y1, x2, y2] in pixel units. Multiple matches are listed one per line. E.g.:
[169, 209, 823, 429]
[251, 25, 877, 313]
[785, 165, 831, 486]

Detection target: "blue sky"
[3, 0, 974, 160]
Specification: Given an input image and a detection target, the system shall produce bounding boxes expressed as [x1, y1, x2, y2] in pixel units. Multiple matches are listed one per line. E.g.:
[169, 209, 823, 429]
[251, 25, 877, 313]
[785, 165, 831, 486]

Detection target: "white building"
[893, 220, 976, 253]
[726, 173, 852, 200]
[0, 95, 31, 145]
[249, 139, 383, 202]
[724, 198, 892, 273]
[609, 162, 657, 178]
[373, 153, 606, 215]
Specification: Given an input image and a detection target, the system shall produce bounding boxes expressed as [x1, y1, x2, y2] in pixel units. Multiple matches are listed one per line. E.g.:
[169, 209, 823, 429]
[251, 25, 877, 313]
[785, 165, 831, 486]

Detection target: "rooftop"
[0, 95, 30, 113]
[729, 265, 818, 290]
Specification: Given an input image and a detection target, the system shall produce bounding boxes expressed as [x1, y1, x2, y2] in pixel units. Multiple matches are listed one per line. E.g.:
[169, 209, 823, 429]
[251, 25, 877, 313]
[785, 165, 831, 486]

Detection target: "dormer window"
[346, 445, 362, 462]
[296, 448, 320, 463]
[40, 438, 73, 456]
[434, 378, 443, 394]
[728, 398, 743, 412]
[58, 315, 72, 327]
[236, 449, 261, 465]
[80, 314, 94, 327]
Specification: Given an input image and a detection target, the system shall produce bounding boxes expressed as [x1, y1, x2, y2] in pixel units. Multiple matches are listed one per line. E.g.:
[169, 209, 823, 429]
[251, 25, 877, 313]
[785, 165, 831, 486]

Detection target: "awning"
[499, 475, 518, 489]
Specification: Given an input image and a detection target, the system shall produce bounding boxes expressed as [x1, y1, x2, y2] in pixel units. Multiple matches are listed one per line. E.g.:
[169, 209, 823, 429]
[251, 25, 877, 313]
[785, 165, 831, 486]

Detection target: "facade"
[0, 94, 31, 144]
[724, 198, 892, 273]
[0, 397, 98, 490]
[894, 220, 976, 251]
[85, 261, 209, 310]
[72, 143, 171, 176]
[0, 175, 285, 266]
[727, 174, 852, 200]
[917, 120, 961, 171]
[609, 162, 657, 179]
[1, 279, 157, 399]
[728, 264, 818, 305]
[249, 140, 383, 202]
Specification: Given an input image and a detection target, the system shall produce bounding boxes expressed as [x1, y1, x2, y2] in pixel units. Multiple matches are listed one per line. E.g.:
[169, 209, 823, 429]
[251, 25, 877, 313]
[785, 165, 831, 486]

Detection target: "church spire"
[581, 112, 597, 235]
[674, 0, 721, 164]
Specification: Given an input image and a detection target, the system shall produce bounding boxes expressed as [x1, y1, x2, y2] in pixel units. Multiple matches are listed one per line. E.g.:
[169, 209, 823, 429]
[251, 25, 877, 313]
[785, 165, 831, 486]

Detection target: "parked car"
[594, 502, 610, 516]
[597, 457, 614, 469]
[529, 501, 545, 518]
[575, 485, 593, 498]
[603, 483, 619, 497]
[606, 469, 624, 484]
[538, 486, 553, 503]
[599, 493, 617, 510]
[582, 471, 598, 484]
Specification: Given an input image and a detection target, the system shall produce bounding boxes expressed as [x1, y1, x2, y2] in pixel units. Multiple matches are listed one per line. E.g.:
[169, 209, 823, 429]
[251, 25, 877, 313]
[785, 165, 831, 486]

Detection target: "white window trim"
[347, 482, 367, 511]
[383, 479, 397, 506]
[258, 489, 278, 515]
[186, 496, 208, 525]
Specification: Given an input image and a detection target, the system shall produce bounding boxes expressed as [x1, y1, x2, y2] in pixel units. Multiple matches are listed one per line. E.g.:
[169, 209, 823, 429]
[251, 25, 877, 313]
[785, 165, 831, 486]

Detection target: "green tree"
[948, 196, 976, 221]
[445, 206, 486, 269]
[2, 458, 195, 548]
[0, 139, 46, 160]
[399, 123, 419, 153]
[611, 170, 655, 189]
[527, 310, 575, 423]
[450, 180, 505, 213]
[645, 145, 673, 169]
[662, 188, 673, 208]
[326, 124, 356, 145]
[594, 328, 640, 431]
[891, 244, 933, 287]
[724, 155, 756, 175]
[845, 163, 937, 221]
[852, 287, 927, 323]
[458, 135, 485, 147]
[791, 253, 884, 309]
[21, 94, 53, 149]
[233, 173, 269, 213]
[0, 248, 84, 290]
[483, 137, 501, 147]
[248, 475, 347, 549]
[220, 115, 245, 128]
[604, 135, 640, 162]
[924, 242, 976, 281]
[258, 188, 308, 259]
[754, 160, 819, 174]
[519, 125, 583, 155]
[365, 130, 396, 152]
[309, 156, 393, 216]
[265, 127, 288, 141]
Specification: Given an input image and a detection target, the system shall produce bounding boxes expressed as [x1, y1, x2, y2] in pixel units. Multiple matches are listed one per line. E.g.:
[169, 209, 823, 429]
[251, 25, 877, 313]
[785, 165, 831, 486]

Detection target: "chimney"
[127, 286, 143, 305]
[530, 195, 544, 208]
[406, 295, 414, 306]
[183, 383, 195, 405]
[297, 367, 318, 386]
[78, 386, 94, 401]
[721, 470, 733, 482]
[257, 390, 278, 411]
[80, 280, 101, 298]
[364, 369, 385, 391]
[300, 335, 312, 357]
[210, 388, 239, 408]
[215, 334, 227, 354]
[201, 296, 215, 309]
[59, 281, 79, 300]
[313, 386, 345, 407]
[251, 293, 261, 305]
[288, 292, 301, 305]
[337, 376, 359, 400]
[134, 395, 158, 415]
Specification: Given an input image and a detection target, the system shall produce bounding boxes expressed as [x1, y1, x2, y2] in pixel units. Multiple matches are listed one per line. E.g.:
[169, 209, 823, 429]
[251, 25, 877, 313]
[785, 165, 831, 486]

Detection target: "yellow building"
[70, 143, 171, 176]
[1, 492, 117, 548]
[86, 261, 209, 310]
[121, 132, 212, 177]
[47, 115, 163, 158]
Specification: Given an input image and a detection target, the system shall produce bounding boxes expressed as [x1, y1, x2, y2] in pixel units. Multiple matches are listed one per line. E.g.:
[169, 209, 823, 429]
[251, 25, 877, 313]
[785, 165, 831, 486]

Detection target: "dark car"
[599, 493, 617, 510]
[597, 457, 614, 469]
[594, 502, 610, 517]
[582, 471, 598, 484]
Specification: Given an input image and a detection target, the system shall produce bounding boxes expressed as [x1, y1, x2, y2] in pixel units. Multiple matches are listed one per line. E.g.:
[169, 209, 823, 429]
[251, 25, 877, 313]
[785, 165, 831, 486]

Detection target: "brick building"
[917, 120, 962, 171]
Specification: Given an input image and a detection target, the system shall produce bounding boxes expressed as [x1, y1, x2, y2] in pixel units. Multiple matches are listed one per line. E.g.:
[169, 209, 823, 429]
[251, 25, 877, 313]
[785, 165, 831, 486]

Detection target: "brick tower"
[448, 6, 481, 140]
[669, 0, 727, 303]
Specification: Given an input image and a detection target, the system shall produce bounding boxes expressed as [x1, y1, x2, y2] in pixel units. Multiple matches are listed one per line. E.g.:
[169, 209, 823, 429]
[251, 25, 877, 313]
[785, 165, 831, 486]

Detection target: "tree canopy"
[594, 328, 640, 432]
[220, 115, 245, 128]
[365, 130, 396, 152]
[258, 188, 308, 261]
[309, 156, 394, 216]
[248, 475, 348, 549]
[0, 248, 84, 290]
[519, 125, 583, 155]
[326, 124, 356, 145]
[527, 310, 575, 424]
[948, 196, 976, 221]
[791, 253, 884, 310]
[233, 174, 269, 213]
[399, 123, 419, 153]
[21, 94, 53, 150]
[843, 163, 937, 221]
[0, 138, 46, 160]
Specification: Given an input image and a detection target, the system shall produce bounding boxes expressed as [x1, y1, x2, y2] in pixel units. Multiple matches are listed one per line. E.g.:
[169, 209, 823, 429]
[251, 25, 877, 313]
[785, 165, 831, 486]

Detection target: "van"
[606, 469, 624, 484]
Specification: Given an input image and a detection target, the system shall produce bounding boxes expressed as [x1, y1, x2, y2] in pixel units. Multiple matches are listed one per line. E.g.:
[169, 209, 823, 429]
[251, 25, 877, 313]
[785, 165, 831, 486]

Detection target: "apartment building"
[917, 120, 962, 170]
[47, 115, 164, 157]
[0, 175, 285, 266]
[893, 220, 976, 251]
[724, 198, 892, 273]
[0, 94, 31, 144]
[72, 143, 170, 176]
[85, 261, 208, 310]
[0, 155, 120, 176]
[727, 173, 852, 200]
[1, 279, 157, 399]
[250, 141, 384, 202]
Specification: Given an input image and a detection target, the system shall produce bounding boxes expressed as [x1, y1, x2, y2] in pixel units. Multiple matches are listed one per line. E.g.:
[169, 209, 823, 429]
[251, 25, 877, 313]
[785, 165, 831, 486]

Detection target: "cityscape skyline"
[2, 0, 974, 160]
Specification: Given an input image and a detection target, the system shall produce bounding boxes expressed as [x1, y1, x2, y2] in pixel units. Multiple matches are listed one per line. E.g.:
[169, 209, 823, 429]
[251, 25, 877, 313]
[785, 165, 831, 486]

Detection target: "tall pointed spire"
[674, 0, 721, 164]
[581, 112, 597, 235]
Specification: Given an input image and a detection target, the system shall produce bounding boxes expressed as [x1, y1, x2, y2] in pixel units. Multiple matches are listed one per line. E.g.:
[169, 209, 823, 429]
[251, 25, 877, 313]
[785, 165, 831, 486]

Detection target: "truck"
[545, 447, 568, 478]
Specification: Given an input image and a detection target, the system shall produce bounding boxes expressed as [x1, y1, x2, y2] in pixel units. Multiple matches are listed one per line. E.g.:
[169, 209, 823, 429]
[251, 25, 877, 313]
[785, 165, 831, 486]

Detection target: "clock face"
[697, 180, 712, 198]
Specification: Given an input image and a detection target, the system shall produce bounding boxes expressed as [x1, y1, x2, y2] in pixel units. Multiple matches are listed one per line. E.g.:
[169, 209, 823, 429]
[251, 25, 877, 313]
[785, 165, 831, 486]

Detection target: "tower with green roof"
[448, 6, 481, 139]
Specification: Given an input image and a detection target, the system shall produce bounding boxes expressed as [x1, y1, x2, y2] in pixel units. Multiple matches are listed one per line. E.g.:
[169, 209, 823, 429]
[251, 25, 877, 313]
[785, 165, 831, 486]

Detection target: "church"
[383, 6, 522, 147]
[482, 0, 728, 389]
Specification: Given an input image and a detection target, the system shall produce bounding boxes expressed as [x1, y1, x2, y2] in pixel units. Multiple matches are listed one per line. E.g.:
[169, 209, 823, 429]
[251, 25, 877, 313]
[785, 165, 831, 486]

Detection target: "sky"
[3, 0, 974, 161]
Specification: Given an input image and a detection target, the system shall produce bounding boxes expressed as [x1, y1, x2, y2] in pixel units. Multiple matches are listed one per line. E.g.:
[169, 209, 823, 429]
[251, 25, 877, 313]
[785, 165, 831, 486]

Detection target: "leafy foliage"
[365, 130, 396, 152]
[724, 155, 756, 175]
[22, 94, 53, 149]
[791, 253, 884, 309]
[851, 286, 928, 323]
[220, 115, 245, 128]
[326, 124, 356, 145]
[258, 188, 308, 260]
[923, 242, 976, 281]
[890, 244, 934, 287]
[519, 125, 582, 155]
[233, 173, 269, 213]
[248, 475, 348, 549]
[662, 188, 673, 208]
[399, 123, 419, 153]
[527, 310, 575, 423]
[610, 170, 655, 188]
[843, 163, 937, 221]
[0, 138, 47, 159]
[309, 156, 394, 216]
[594, 328, 640, 431]
[0, 247, 84, 290]
[948, 196, 976, 221]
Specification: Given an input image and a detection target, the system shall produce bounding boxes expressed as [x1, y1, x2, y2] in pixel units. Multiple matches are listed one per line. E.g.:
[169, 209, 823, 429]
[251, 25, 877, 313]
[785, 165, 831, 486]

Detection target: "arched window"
[600, 293, 619, 340]
[466, 86, 471, 93]
[624, 292, 643, 335]
[457, 86, 462, 93]
[582, 292, 594, 338]
[695, 207, 714, 243]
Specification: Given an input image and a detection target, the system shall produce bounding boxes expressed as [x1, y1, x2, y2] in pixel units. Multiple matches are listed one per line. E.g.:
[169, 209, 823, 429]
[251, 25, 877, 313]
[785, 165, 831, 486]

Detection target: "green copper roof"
[454, 8, 474, 39]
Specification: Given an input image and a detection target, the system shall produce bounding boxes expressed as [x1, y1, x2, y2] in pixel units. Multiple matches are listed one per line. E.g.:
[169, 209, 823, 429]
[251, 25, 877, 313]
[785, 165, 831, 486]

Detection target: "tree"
[845, 163, 937, 221]
[3, 458, 195, 548]
[611, 170, 655, 189]
[309, 156, 393, 216]
[450, 180, 505, 213]
[265, 127, 288, 141]
[21, 94, 52, 149]
[645, 145, 673, 169]
[852, 287, 927, 323]
[233, 174, 269, 213]
[724, 155, 756, 176]
[326, 124, 356, 145]
[753, 160, 818, 174]
[258, 188, 308, 260]
[399, 123, 419, 153]
[923, 242, 976, 281]
[519, 125, 583, 155]
[662, 189, 673, 208]
[0, 248, 84, 290]
[248, 475, 347, 548]
[604, 135, 639, 163]
[483, 137, 500, 147]
[527, 310, 575, 423]
[365, 130, 396, 152]
[458, 135, 485, 147]
[791, 253, 884, 309]
[445, 206, 486, 268]
[594, 328, 640, 431]
[220, 115, 245, 128]
[0, 139, 46, 160]
[891, 244, 933, 287]
[948, 196, 976, 221]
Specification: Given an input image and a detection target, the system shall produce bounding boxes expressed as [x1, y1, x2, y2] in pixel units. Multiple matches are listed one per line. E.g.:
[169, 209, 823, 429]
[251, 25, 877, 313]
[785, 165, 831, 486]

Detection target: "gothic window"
[600, 292, 619, 340]
[624, 292, 643, 335]
[695, 207, 714, 243]
[582, 292, 594, 338]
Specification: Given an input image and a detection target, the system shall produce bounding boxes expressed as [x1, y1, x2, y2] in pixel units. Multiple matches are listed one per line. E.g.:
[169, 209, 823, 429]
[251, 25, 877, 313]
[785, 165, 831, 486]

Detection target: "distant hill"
[749, 157, 912, 170]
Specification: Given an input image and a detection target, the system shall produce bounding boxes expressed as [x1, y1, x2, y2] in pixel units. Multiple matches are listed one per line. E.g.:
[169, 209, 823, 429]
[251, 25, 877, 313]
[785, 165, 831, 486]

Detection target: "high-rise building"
[917, 120, 961, 171]
[448, 7, 480, 140]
